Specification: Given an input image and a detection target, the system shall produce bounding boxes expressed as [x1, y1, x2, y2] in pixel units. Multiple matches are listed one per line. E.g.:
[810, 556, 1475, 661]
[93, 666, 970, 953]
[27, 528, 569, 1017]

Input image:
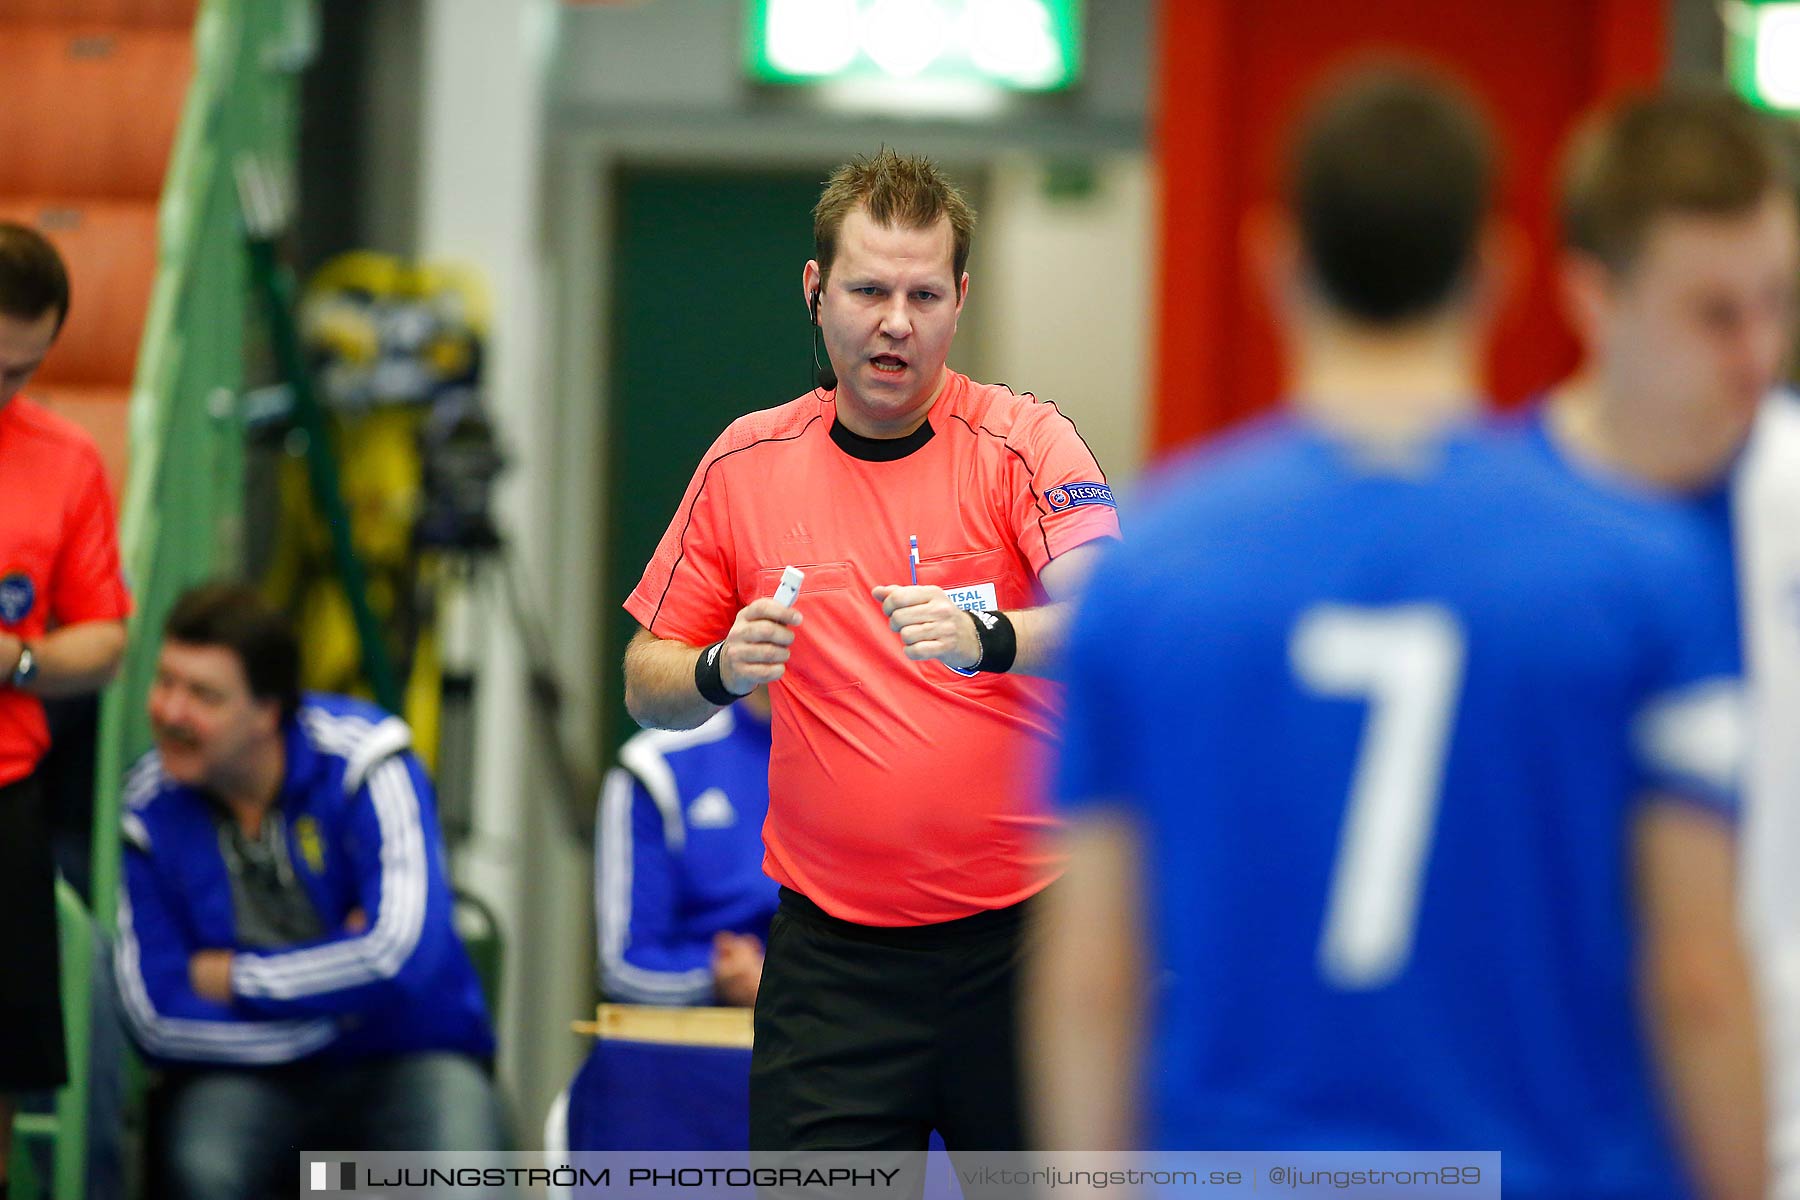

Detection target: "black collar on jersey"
[830, 415, 935, 462]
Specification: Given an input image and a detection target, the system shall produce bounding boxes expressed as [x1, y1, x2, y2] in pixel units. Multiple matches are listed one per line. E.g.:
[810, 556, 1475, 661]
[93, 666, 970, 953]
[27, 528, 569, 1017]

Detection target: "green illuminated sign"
[746, 0, 1082, 93]
[1727, 0, 1800, 111]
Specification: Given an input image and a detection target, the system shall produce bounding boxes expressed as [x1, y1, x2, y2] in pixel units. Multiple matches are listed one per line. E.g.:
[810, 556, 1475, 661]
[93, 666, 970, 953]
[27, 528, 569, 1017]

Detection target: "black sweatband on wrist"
[694, 641, 740, 707]
[968, 609, 1018, 674]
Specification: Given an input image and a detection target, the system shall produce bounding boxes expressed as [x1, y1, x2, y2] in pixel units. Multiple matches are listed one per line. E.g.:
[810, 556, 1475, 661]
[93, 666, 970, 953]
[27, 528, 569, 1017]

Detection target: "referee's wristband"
[694, 641, 741, 707]
[964, 609, 1017, 675]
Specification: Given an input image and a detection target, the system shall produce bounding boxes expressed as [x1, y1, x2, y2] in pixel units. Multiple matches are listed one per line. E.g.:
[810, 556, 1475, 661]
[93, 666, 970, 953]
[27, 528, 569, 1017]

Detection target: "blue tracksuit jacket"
[116, 693, 494, 1066]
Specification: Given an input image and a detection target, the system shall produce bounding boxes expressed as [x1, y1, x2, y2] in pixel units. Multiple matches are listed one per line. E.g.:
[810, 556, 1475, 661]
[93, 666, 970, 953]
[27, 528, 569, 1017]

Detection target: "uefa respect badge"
[0, 571, 35, 627]
[1044, 482, 1115, 513]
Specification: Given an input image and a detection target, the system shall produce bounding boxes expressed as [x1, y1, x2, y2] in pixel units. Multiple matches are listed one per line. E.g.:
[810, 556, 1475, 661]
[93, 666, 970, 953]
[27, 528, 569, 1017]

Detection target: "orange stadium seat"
[0, 26, 192, 199]
[0, 0, 197, 23]
[0, 201, 159, 389]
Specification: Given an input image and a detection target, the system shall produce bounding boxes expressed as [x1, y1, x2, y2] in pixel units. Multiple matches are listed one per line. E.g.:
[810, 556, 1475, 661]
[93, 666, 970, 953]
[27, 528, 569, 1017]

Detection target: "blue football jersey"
[596, 702, 778, 1005]
[1056, 416, 1742, 1199]
[1513, 404, 1741, 670]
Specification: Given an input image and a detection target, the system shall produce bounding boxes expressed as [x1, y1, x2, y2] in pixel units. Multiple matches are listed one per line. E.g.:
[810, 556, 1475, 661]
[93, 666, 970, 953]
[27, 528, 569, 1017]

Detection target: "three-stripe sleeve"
[229, 753, 436, 1015]
[596, 765, 714, 1005]
[116, 839, 339, 1064]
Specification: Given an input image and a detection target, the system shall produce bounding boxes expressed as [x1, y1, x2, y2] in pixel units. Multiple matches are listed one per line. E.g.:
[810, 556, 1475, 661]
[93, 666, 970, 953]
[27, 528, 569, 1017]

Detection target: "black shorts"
[0, 771, 68, 1092]
[749, 887, 1035, 1153]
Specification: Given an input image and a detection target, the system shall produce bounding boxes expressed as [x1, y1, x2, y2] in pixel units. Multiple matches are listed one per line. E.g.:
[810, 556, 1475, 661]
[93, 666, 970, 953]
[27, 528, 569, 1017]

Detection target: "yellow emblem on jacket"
[294, 816, 326, 875]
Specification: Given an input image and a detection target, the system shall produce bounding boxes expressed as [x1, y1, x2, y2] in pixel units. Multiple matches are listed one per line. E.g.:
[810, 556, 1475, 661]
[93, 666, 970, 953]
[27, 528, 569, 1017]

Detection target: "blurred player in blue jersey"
[596, 686, 776, 1006]
[1529, 86, 1800, 1193]
[1030, 68, 1764, 1200]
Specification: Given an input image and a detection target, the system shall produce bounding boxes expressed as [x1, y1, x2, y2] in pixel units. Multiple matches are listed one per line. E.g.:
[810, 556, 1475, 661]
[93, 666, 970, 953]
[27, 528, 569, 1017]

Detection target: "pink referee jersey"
[0, 395, 131, 786]
[626, 372, 1121, 925]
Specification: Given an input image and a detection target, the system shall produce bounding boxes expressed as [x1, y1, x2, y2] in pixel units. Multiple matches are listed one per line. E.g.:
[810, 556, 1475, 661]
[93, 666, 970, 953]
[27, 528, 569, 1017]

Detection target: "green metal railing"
[10, 882, 94, 1200]
[11, 2, 310, 1195]
[94, 0, 309, 921]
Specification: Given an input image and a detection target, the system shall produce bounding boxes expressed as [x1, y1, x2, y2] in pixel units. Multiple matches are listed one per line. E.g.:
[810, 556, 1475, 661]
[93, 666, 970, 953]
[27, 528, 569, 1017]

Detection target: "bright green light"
[764, 0, 858, 77]
[1728, 0, 1800, 111]
[969, 0, 1066, 90]
[747, 0, 1082, 93]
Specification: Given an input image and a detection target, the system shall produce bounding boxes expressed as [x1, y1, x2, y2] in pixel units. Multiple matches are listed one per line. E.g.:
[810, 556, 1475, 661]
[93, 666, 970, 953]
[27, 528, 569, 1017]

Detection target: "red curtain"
[1151, 0, 1665, 453]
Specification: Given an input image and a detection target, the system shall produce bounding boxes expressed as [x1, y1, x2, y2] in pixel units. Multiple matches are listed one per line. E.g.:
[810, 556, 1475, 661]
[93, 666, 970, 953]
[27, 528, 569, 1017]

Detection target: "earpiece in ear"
[807, 285, 835, 391]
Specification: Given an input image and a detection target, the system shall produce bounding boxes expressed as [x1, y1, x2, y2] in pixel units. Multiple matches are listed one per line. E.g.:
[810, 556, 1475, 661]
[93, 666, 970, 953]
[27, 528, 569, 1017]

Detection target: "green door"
[602, 167, 830, 754]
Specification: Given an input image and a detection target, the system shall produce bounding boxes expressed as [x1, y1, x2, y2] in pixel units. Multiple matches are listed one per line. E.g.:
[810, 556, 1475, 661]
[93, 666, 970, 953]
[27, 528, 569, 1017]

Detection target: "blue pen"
[908, 534, 920, 585]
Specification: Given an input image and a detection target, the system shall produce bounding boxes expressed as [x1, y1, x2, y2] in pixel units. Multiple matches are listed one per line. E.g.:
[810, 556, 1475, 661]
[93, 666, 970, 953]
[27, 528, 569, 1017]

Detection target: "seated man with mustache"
[117, 582, 505, 1200]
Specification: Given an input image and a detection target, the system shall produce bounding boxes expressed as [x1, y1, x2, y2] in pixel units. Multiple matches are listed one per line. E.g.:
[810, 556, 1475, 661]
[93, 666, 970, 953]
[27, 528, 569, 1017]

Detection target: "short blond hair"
[1561, 84, 1795, 271]
[812, 149, 976, 286]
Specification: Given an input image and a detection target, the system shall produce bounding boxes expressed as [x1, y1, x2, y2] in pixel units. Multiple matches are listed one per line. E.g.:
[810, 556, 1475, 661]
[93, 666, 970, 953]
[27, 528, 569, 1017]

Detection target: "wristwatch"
[9, 642, 37, 688]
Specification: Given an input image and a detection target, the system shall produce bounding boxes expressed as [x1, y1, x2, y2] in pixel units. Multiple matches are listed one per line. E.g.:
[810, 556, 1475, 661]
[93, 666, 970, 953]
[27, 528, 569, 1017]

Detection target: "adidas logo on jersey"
[688, 787, 737, 829]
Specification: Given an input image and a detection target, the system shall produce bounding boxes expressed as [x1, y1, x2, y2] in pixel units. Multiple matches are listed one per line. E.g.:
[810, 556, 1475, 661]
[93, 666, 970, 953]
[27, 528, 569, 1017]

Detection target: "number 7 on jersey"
[1289, 604, 1468, 991]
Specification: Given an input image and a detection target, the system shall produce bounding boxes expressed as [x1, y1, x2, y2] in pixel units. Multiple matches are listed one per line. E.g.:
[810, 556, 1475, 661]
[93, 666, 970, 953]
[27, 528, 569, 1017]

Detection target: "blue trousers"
[157, 1050, 506, 1199]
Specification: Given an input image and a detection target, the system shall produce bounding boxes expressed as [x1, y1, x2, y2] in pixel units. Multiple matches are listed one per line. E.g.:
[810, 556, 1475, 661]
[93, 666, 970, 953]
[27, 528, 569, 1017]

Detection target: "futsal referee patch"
[945, 582, 998, 613]
[1044, 482, 1115, 512]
